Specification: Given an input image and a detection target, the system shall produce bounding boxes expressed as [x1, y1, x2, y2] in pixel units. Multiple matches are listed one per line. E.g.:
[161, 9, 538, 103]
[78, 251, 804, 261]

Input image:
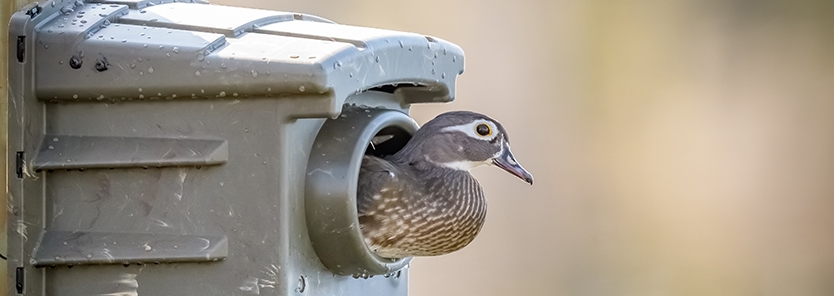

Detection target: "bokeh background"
[4, 0, 834, 295]
[212, 1, 834, 295]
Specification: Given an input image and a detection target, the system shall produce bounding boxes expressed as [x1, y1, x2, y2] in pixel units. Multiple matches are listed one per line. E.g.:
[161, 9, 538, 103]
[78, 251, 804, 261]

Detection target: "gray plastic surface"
[32, 135, 228, 170]
[32, 231, 228, 266]
[7, 0, 464, 295]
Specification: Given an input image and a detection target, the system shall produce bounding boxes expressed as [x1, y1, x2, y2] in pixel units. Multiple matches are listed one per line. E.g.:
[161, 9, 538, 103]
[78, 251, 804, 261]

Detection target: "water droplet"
[441, 73, 446, 79]
[48, 145, 54, 150]
[431, 69, 436, 75]
[233, 93, 239, 97]
[375, 56, 380, 63]
[220, 63, 226, 69]
[44, 44, 49, 49]
[159, 45, 164, 49]
[139, 71, 144, 75]
[443, 47, 448, 55]
[398, 40, 404, 48]
[171, 94, 177, 98]
[251, 70, 258, 77]
[290, 55, 299, 59]
[143, 244, 152, 251]
[72, 94, 78, 99]
[172, 47, 179, 53]
[267, 87, 272, 92]
[59, 60, 64, 65]
[349, 73, 353, 78]
[62, 241, 68, 245]
[299, 85, 305, 92]
[86, 253, 93, 259]
[219, 91, 226, 97]
[66, 159, 71, 163]
[197, 54, 205, 61]
[195, 71, 201, 76]
[54, 256, 61, 260]
[452, 56, 457, 62]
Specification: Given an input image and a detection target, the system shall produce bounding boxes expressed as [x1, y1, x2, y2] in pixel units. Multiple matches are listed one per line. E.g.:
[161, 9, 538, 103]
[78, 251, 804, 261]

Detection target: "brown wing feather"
[357, 155, 401, 215]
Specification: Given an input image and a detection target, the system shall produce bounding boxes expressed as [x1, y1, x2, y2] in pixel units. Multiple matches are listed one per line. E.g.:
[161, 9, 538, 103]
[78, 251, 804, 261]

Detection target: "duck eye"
[475, 123, 492, 136]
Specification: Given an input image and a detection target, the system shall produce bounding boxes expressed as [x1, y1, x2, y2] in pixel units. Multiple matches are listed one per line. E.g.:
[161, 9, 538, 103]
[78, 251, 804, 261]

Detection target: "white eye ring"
[441, 120, 498, 142]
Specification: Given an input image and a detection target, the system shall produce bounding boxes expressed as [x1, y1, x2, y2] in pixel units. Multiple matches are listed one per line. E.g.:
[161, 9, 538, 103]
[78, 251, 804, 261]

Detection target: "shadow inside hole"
[364, 126, 412, 158]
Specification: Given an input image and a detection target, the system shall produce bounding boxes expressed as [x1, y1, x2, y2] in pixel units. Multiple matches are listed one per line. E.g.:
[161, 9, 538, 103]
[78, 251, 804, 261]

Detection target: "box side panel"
[39, 98, 293, 295]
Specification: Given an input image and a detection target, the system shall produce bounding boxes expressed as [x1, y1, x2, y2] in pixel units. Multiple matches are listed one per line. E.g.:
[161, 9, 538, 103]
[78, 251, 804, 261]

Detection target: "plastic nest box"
[7, 0, 464, 295]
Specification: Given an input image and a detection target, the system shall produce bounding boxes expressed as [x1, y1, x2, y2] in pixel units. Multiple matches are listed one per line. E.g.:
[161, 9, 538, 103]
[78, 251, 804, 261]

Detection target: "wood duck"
[358, 111, 533, 258]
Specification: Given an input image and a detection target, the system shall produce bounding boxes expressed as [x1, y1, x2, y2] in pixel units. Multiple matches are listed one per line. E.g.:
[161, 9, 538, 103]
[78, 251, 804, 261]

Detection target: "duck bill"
[492, 148, 533, 185]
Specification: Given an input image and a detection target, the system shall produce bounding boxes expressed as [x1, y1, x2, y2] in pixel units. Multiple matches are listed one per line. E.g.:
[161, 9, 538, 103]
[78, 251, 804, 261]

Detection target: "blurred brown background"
[5, 0, 834, 295]
[212, 1, 834, 295]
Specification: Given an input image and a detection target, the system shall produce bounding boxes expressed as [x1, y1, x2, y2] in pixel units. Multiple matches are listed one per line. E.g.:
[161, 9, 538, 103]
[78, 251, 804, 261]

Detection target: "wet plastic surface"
[7, 0, 464, 295]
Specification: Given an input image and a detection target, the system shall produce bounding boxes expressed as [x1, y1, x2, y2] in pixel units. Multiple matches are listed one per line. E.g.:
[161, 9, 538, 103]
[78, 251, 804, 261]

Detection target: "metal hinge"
[16, 36, 25, 63]
[16, 152, 24, 178]
[16, 267, 24, 294]
[25, 5, 42, 19]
